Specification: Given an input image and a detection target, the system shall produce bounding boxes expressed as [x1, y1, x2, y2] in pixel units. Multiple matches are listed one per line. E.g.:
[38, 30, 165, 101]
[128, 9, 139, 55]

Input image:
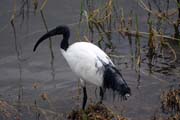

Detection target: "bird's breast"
[61, 48, 103, 86]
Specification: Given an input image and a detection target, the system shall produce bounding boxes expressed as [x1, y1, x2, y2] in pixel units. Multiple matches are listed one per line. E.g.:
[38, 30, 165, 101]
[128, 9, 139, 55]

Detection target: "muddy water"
[0, 0, 180, 120]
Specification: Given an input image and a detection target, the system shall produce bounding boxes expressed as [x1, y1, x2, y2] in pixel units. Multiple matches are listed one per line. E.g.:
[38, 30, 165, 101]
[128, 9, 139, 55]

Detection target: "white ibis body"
[33, 26, 131, 109]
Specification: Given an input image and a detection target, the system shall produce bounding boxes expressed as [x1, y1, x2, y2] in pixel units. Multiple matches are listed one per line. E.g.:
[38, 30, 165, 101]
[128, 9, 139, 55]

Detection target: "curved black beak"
[33, 25, 70, 52]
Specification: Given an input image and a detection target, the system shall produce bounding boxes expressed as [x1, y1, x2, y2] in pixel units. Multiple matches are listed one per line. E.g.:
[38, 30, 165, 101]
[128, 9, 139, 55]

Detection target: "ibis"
[33, 25, 131, 109]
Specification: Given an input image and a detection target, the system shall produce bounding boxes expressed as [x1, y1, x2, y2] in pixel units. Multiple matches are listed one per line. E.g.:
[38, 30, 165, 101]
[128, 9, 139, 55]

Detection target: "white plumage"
[61, 42, 113, 87]
[33, 25, 131, 110]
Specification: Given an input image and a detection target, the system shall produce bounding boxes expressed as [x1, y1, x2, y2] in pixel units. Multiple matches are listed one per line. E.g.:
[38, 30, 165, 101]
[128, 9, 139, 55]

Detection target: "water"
[0, 0, 180, 120]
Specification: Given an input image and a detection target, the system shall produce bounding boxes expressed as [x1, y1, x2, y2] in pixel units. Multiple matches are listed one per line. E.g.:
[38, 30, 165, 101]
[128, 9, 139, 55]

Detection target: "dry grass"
[67, 103, 127, 120]
[161, 88, 180, 113]
[0, 100, 19, 120]
[152, 87, 180, 120]
[6, 0, 180, 120]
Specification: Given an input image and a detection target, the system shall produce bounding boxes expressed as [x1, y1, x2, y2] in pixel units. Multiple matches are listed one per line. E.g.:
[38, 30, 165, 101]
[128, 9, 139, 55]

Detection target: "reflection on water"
[40, 10, 56, 84]
[11, 19, 24, 118]
[0, 0, 180, 120]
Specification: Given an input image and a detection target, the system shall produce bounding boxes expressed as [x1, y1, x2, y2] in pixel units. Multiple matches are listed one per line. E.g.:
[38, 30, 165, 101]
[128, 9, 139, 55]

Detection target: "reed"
[7, 0, 180, 119]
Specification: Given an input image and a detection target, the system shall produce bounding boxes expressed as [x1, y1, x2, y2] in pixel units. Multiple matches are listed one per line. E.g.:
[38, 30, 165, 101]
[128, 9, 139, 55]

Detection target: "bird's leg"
[99, 87, 104, 104]
[80, 79, 87, 110]
[82, 87, 87, 110]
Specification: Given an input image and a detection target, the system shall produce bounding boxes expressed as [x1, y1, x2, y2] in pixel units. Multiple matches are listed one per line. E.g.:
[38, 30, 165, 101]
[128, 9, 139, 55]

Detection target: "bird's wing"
[63, 42, 114, 86]
[86, 42, 114, 66]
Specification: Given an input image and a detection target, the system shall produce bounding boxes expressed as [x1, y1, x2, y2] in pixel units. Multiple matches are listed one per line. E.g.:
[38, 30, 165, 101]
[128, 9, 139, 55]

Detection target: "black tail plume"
[103, 65, 131, 99]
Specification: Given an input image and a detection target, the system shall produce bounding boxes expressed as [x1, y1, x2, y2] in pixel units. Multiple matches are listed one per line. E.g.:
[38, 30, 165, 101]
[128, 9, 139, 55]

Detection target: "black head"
[33, 25, 70, 52]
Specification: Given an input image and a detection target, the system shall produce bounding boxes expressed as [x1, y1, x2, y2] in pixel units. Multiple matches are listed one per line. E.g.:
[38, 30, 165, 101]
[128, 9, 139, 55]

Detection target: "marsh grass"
[78, 1, 180, 118]
[161, 88, 180, 113]
[79, 0, 114, 48]
[9, 1, 57, 120]
[151, 87, 180, 120]
[67, 103, 127, 120]
[78, 0, 180, 90]
[0, 100, 20, 120]
[7, 0, 180, 120]
[40, 7, 55, 83]
[79, 0, 179, 68]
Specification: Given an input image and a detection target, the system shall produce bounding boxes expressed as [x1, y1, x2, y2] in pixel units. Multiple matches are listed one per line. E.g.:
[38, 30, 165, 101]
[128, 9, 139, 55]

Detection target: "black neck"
[61, 29, 70, 51]
[58, 26, 70, 51]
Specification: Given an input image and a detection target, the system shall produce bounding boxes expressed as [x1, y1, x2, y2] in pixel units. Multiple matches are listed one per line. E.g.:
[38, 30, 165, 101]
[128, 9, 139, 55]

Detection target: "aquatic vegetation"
[79, 0, 179, 70]
[0, 0, 179, 120]
[67, 103, 127, 120]
[153, 87, 180, 120]
[0, 100, 18, 120]
[161, 88, 180, 113]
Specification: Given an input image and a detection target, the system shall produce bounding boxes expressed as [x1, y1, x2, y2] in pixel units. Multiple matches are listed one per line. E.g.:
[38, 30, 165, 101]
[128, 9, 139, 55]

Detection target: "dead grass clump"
[161, 88, 180, 113]
[152, 113, 180, 120]
[152, 88, 180, 120]
[0, 100, 18, 119]
[168, 113, 180, 120]
[67, 103, 127, 120]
